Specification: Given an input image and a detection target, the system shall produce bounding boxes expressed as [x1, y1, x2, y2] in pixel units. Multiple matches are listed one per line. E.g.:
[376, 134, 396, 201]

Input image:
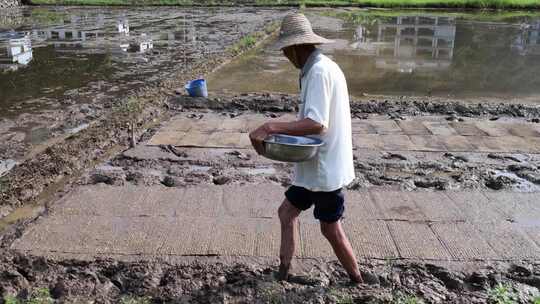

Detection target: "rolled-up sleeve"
[304, 71, 331, 128]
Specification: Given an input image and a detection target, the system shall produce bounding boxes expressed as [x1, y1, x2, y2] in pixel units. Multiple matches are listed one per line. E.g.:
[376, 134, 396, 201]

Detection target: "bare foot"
[349, 273, 364, 284]
[277, 263, 290, 281]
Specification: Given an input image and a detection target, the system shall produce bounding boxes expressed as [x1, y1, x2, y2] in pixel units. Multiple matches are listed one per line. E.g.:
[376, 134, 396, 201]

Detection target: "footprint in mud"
[414, 179, 449, 190]
[484, 175, 517, 190]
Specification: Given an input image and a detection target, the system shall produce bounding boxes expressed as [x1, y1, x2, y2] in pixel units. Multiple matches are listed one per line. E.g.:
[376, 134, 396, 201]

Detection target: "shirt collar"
[300, 49, 323, 79]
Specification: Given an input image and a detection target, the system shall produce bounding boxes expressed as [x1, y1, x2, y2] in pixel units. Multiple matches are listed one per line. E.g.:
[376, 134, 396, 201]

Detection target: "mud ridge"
[77, 135, 540, 192]
[1, 248, 540, 303]
[172, 93, 540, 119]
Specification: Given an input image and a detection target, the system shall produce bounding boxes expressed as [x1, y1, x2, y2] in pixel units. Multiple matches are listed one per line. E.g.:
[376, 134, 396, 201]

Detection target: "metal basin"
[263, 134, 324, 163]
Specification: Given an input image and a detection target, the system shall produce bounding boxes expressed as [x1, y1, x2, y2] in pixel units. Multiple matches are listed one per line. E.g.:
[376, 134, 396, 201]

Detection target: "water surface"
[208, 9, 540, 100]
[0, 6, 282, 160]
[0, 6, 279, 114]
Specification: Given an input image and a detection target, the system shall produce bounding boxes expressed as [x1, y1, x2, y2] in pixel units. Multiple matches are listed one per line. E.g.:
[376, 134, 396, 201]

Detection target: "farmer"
[249, 13, 363, 284]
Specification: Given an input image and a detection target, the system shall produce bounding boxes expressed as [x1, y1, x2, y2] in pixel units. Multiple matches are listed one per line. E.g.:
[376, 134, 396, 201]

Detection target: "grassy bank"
[291, 0, 540, 8]
[26, 0, 540, 9]
[321, 7, 540, 22]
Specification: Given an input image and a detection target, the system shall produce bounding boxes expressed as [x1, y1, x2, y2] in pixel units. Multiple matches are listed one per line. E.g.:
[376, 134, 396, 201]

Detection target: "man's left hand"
[249, 123, 273, 155]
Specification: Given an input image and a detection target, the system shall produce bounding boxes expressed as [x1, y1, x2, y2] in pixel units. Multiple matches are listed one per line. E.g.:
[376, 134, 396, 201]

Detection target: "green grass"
[328, 288, 355, 304]
[533, 297, 540, 304]
[281, 0, 540, 9]
[487, 283, 518, 304]
[393, 292, 425, 304]
[29, 7, 67, 24]
[239, 35, 257, 48]
[27, 288, 54, 304]
[26, 0, 540, 9]
[115, 96, 144, 118]
[228, 23, 277, 56]
[3, 295, 20, 304]
[257, 282, 284, 304]
[3, 288, 54, 304]
[320, 8, 540, 23]
[229, 34, 259, 55]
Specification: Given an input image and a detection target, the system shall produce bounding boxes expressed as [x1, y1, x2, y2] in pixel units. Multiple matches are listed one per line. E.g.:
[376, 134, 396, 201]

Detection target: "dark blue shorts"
[285, 185, 345, 223]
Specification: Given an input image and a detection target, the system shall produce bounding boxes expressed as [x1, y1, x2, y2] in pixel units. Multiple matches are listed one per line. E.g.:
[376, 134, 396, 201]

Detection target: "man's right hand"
[249, 123, 273, 155]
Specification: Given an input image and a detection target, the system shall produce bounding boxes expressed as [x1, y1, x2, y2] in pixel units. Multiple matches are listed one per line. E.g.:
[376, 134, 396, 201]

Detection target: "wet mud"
[351, 150, 540, 192]
[79, 142, 540, 193]
[0, 7, 286, 161]
[4, 92, 540, 217]
[2, 191, 540, 303]
[0, 19, 282, 219]
[173, 93, 540, 120]
[79, 145, 292, 188]
[2, 10, 540, 304]
[1, 244, 539, 303]
[76, 93, 540, 194]
[3, 95, 539, 303]
[2, 88, 540, 303]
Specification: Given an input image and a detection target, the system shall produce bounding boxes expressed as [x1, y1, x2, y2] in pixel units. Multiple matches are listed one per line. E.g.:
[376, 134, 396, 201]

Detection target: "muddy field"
[76, 93, 540, 193]
[3, 92, 540, 217]
[2, 8, 540, 304]
[90, 144, 540, 192]
[0, 6, 286, 163]
[1, 217, 540, 304]
[0, 11, 284, 218]
[1, 92, 540, 302]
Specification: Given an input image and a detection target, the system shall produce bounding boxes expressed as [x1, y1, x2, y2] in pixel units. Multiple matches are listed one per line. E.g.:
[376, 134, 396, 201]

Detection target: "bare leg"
[277, 199, 301, 280]
[320, 220, 363, 283]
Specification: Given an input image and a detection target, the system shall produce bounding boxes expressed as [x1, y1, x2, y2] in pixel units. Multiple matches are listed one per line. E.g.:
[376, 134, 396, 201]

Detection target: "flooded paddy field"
[0, 6, 285, 164]
[1, 6, 540, 304]
[3, 7, 540, 169]
[209, 9, 540, 100]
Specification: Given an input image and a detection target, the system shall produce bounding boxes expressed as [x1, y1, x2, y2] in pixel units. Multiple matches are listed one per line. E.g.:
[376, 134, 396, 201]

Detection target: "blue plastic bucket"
[185, 78, 208, 98]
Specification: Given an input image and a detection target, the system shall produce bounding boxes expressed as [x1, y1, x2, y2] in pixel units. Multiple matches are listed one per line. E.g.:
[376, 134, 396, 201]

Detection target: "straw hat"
[275, 13, 334, 50]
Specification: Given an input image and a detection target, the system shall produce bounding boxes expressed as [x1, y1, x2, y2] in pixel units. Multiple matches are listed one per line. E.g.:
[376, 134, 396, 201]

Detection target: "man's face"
[282, 45, 300, 69]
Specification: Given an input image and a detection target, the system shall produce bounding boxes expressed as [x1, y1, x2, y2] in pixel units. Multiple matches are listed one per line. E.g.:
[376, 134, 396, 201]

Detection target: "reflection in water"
[0, 6, 284, 164]
[131, 33, 153, 53]
[117, 17, 129, 35]
[0, 10, 163, 107]
[0, 32, 33, 72]
[209, 12, 540, 99]
[1, 6, 280, 114]
[369, 16, 455, 73]
[323, 14, 456, 73]
[35, 14, 154, 59]
[513, 21, 540, 56]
